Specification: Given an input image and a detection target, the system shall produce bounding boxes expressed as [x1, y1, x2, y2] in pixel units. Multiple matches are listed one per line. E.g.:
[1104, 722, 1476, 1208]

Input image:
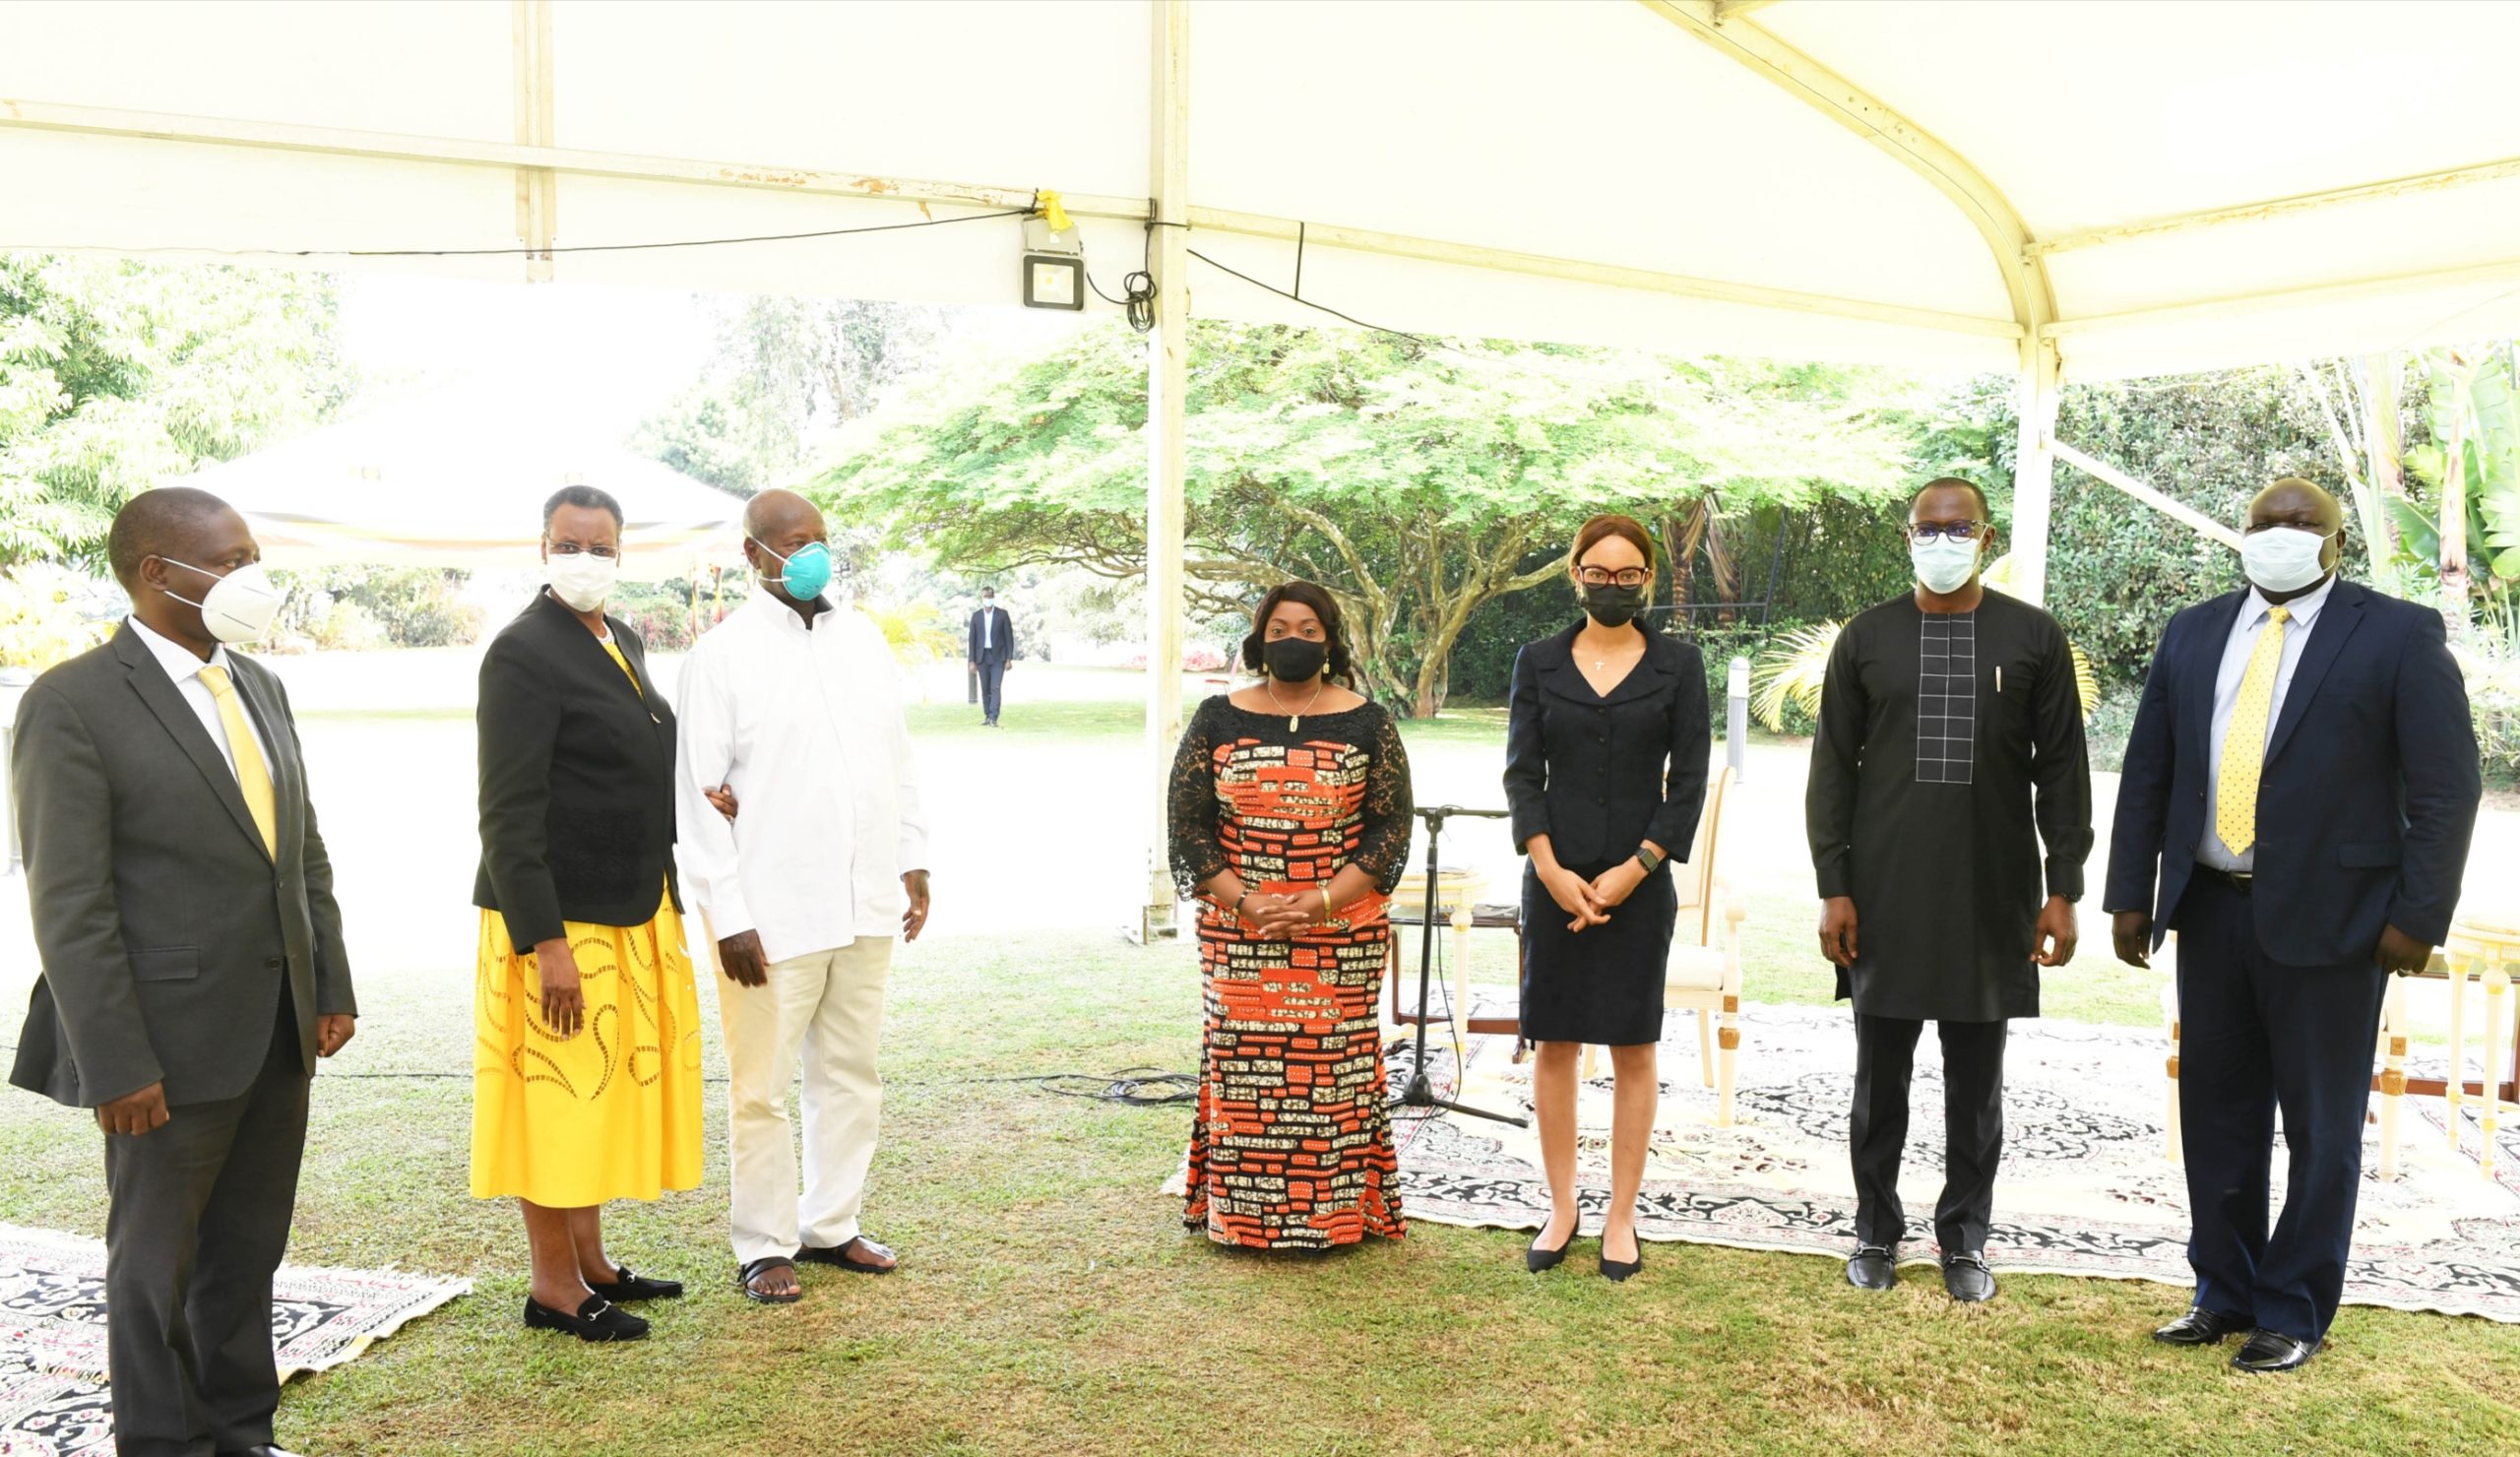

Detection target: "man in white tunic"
[677, 489, 930, 1303]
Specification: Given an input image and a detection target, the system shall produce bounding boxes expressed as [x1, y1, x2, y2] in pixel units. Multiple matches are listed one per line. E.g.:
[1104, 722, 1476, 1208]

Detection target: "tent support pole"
[2010, 335, 2061, 604]
[510, 0, 556, 282]
[1137, 0, 1191, 945]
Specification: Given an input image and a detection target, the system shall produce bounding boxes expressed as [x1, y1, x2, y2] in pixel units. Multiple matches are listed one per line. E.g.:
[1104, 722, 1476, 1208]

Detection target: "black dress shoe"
[587, 1263, 683, 1302]
[2153, 1307, 2251, 1347]
[1525, 1231, 1572, 1273]
[2231, 1329, 2320, 1373]
[1941, 1250, 1996, 1303]
[1845, 1243, 1898, 1291]
[219, 1446, 307, 1456]
[523, 1294, 651, 1342]
[1599, 1240, 1643, 1284]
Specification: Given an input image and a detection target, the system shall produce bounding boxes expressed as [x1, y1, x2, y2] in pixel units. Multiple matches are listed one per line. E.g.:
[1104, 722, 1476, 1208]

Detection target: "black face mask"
[1262, 637, 1329, 682]
[1580, 583, 1648, 630]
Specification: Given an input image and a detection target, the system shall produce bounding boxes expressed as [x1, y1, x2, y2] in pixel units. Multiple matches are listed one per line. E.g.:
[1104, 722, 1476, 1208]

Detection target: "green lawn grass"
[3, 930, 2507, 1456]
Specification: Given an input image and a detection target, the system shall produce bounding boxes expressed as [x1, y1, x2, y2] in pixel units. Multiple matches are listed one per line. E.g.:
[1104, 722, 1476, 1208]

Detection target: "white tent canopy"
[10, 0, 2519, 924]
[165, 379, 747, 581]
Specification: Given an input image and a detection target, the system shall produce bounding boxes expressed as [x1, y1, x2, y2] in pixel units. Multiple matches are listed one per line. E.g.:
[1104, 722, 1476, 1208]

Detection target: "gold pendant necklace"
[1266, 676, 1325, 729]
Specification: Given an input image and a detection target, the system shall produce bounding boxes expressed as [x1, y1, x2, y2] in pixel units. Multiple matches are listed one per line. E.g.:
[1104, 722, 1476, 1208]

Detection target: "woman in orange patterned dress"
[1167, 582, 1415, 1249]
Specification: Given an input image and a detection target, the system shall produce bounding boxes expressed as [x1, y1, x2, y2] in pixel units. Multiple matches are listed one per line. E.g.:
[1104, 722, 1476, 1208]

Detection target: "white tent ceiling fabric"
[6, 0, 2520, 378]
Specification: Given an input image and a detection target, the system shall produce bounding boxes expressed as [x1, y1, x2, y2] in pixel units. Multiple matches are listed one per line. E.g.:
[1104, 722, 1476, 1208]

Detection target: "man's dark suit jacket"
[968, 605, 1015, 666]
[473, 590, 680, 949]
[2105, 579, 2480, 966]
[11, 625, 354, 1109]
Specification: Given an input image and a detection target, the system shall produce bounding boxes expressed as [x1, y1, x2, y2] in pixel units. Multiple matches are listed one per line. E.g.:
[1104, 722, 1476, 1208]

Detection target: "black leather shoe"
[523, 1294, 651, 1342]
[1525, 1231, 1571, 1273]
[588, 1263, 683, 1302]
[219, 1447, 307, 1456]
[2231, 1329, 2320, 1373]
[1845, 1243, 1898, 1291]
[2153, 1307, 2251, 1347]
[1599, 1234, 1643, 1284]
[1941, 1250, 1996, 1303]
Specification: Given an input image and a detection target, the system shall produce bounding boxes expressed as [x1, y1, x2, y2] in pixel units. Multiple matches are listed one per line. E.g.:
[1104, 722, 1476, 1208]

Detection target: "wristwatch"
[1634, 845, 1665, 875]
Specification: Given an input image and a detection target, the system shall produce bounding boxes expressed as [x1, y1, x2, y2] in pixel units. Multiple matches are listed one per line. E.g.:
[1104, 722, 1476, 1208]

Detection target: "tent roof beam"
[2029, 154, 2520, 259]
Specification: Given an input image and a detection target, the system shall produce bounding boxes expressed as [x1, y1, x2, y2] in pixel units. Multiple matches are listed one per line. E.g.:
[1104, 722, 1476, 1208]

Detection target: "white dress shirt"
[980, 606, 994, 650]
[127, 616, 271, 778]
[675, 589, 929, 964]
[2198, 574, 2337, 871]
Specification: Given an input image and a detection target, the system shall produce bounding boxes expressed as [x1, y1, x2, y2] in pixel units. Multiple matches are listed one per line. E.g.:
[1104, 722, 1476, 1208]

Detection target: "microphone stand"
[1390, 805, 1527, 1126]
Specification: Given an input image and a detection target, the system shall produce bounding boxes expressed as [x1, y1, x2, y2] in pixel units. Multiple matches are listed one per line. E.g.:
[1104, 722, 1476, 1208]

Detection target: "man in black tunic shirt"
[1806, 478, 2094, 1302]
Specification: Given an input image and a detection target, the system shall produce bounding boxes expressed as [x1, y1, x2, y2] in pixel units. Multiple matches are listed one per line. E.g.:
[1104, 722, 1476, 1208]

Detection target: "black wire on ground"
[970, 1066, 1199, 1106]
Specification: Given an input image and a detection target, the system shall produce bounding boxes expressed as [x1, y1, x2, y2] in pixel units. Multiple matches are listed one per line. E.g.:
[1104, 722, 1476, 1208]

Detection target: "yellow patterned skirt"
[470, 887, 705, 1207]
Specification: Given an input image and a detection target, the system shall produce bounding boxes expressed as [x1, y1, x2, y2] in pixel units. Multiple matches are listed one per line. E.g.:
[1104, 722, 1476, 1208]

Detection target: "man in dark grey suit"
[967, 586, 1015, 727]
[11, 487, 356, 1457]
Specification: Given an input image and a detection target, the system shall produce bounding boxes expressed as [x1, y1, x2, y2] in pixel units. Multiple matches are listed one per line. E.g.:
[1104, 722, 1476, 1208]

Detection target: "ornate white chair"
[1582, 767, 1745, 1126]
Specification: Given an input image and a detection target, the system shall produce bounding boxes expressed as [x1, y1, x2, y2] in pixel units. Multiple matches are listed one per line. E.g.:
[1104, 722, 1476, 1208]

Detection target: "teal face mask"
[752, 538, 833, 601]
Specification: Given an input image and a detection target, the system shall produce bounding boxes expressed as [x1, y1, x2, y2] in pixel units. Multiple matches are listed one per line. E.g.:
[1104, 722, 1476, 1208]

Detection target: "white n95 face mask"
[547, 550, 617, 613]
[1910, 537, 1981, 595]
[160, 559, 285, 645]
[2239, 526, 2329, 595]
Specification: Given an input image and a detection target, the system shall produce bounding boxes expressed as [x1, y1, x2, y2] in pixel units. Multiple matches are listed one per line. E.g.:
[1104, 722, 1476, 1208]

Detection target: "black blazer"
[1503, 621, 1711, 869]
[11, 626, 354, 1107]
[473, 591, 679, 948]
[969, 605, 1014, 665]
[2105, 580, 2480, 966]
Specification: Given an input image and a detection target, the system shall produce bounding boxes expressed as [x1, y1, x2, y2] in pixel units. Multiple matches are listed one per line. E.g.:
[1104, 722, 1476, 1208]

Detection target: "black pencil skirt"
[1518, 858, 1676, 1047]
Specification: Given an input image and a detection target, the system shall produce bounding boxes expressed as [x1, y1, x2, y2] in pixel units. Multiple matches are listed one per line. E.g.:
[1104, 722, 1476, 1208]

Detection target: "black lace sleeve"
[1167, 698, 1230, 899]
[1353, 703, 1416, 894]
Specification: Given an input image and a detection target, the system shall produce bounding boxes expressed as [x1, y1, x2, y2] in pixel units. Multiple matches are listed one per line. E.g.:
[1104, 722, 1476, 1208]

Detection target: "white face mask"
[160, 559, 285, 645]
[2239, 525, 2331, 595]
[546, 548, 617, 613]
[1910, 536, 1981, 595]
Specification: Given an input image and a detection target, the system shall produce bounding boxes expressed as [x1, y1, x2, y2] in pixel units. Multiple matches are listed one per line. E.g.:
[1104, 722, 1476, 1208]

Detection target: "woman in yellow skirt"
[472, 485, 707, 1343]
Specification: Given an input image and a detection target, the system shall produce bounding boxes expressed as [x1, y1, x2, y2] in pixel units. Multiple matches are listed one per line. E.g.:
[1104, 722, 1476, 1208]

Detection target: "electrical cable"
[4, 207, 1035, 262]
[1187, 245, 1426, 342]
[1080, 222, 1159, 333]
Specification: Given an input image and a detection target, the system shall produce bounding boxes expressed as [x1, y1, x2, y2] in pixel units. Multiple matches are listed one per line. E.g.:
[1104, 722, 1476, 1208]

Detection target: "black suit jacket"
[11, 625, 354, 1108]
[1503, 622, 1711, 868]
[969, 605, 1014, 665]
[473, 591, 680, 948]
[2105, 580, 2481, 965]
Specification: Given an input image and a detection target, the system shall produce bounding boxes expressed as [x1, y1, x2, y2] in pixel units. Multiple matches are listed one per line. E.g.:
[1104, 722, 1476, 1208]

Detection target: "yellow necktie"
[2214, 604, 2290, 855]
[198, 665, 278, 857]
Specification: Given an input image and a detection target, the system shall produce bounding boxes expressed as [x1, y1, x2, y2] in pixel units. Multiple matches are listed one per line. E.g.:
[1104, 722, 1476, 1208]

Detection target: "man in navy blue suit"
[2106, 477, 2479, 1373]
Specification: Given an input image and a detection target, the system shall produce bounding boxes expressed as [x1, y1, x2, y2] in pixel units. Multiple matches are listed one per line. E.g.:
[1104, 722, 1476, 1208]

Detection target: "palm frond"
[1750, 620, 1842, 731]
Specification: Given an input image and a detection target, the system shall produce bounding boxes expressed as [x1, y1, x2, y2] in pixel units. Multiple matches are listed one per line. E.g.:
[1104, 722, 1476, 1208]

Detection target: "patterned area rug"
[1387, 1003, 2520, 1322]
[0, 1226, 469, 1456]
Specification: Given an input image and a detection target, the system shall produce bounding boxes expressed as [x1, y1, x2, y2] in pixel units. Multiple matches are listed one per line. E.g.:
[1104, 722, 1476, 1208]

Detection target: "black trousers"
[1850, 1014, 2007, 1252]
[2174, 874, 2386, 1344]
[103, 996, 309, 1457]
[976, 660, 1006, 721]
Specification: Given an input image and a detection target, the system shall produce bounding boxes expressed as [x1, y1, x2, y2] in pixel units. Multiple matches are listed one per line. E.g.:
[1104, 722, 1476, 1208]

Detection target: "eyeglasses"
[547, 540, 619, 559]
[1906, 521, 1985, 543]
[1576, 567, 1649, 589]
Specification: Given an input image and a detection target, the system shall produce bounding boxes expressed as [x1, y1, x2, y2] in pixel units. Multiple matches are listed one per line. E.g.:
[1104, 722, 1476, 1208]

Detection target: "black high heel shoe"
[1599, 1231, 1643, 1283]
[523, 1294, 651, 1342]
[1526, 1228, 1574, 1273]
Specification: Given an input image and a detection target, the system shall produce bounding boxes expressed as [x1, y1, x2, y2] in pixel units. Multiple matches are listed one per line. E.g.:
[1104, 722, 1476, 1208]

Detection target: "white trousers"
[722, 936, 893, 1265]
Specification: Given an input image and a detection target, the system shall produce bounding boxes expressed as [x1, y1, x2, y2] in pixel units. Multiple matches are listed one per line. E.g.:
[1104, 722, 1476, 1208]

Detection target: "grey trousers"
[103, 1002, 309, 1457]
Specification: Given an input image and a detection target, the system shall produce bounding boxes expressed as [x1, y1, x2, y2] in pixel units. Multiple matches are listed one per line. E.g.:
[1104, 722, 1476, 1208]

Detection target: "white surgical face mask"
[160, 559, 284, 645]
[1910, 536, 1981, 595]
[2239, 525, 2331, 596]
[546, 548, 617, 613]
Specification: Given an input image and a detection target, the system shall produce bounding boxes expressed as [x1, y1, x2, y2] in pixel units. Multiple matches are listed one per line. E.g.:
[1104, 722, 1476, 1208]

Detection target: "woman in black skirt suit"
[1503, 513, 1709, 1281]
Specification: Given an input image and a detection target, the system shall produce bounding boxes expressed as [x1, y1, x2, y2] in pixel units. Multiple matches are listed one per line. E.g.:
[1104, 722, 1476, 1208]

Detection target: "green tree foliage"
[0, 255, 346, 568]
[819, 322, 1914, 715]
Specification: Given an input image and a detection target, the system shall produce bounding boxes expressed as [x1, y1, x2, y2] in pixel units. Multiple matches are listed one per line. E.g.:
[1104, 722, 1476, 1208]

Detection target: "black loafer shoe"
[2231, 1329, 2320, 1373]
[588, 1263, 683, 1302]
[2154, 1307, 2251, 1347]
[1845, 1243, 1898, 1291]
[219, 1446, 307, 1457]
[523, 1294, 650, 1342]
[1940, 1250, 1996, 1303]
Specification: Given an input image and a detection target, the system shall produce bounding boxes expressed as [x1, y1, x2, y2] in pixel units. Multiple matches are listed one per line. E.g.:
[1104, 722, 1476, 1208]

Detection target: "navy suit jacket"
[2104, 579, 2480, 967]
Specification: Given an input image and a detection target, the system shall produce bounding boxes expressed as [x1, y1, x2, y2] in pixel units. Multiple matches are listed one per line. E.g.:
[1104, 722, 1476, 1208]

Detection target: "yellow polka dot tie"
[2214, 604, 2290, 855]
[198, 665, 279, 858]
